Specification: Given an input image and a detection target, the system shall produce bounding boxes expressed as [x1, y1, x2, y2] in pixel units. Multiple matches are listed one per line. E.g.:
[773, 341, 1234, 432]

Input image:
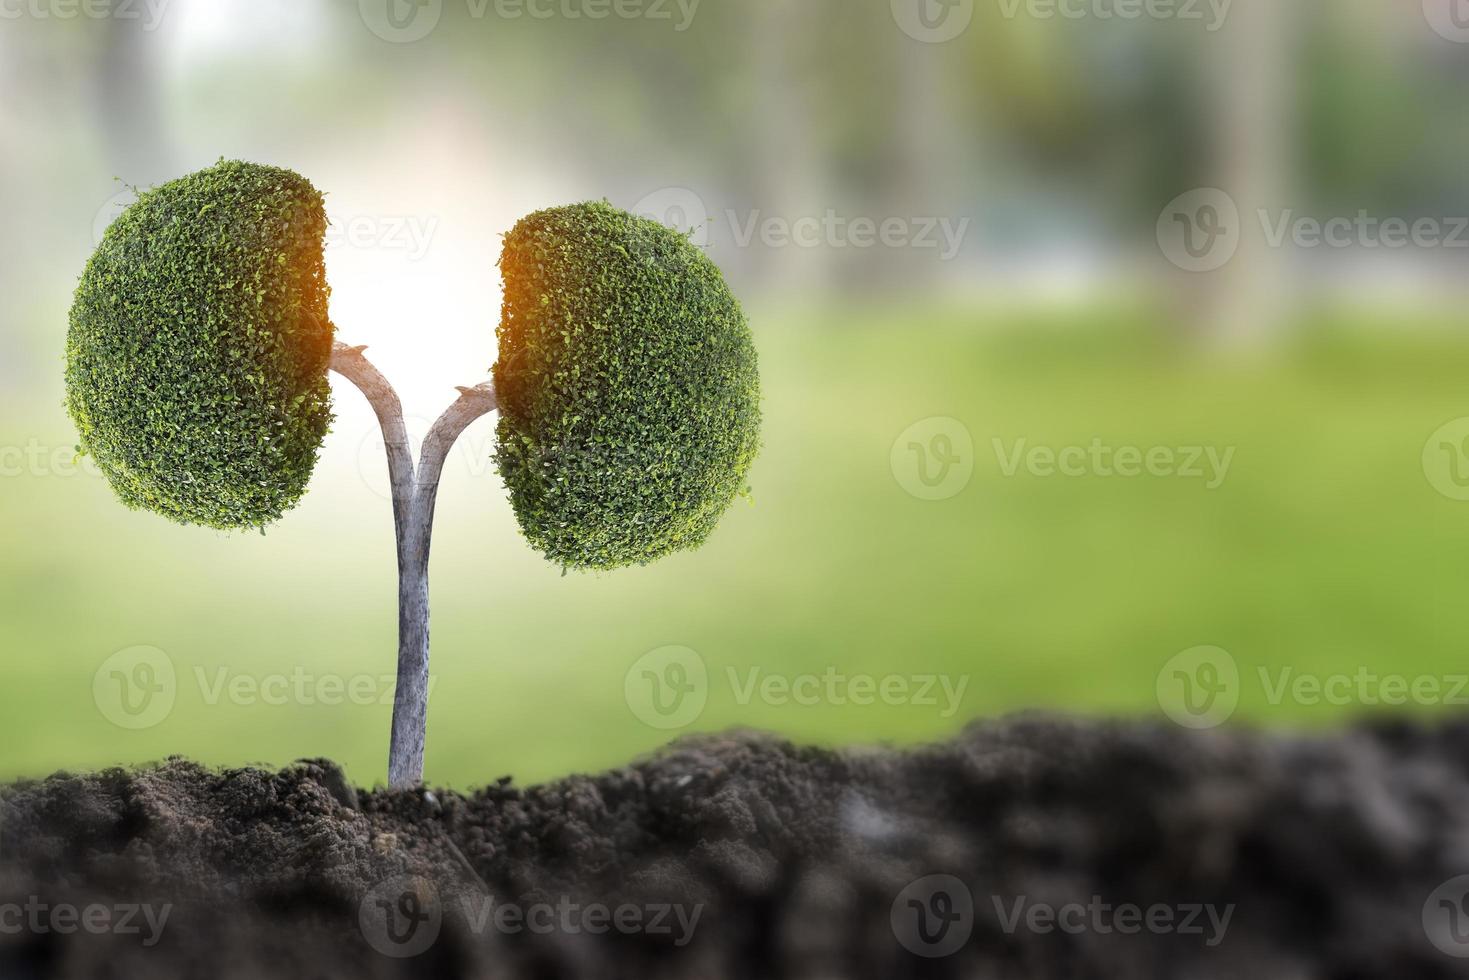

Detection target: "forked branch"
[329, 344, 415, 540]
[328, 340, 498, 787]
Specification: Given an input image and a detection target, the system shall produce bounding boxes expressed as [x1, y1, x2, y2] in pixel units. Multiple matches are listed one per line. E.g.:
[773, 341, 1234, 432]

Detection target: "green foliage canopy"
[66, 160, 334, 530]
[494, 201, 761, 571]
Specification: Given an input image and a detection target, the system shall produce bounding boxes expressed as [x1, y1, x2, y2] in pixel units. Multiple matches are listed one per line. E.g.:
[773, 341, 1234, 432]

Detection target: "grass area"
[4, 304, 1469, 789]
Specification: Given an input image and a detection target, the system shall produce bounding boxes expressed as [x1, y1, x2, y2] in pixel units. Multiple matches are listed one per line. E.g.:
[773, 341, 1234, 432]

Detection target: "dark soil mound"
[3, 716, 1469, 979]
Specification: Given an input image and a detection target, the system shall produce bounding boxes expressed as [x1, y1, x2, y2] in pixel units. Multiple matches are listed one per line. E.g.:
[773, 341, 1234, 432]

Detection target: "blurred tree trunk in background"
[1199, 0, 1297, 349]
[95, 0, 176, 184]
[747, 0, 824, 292]
[886, 31, 966, 291]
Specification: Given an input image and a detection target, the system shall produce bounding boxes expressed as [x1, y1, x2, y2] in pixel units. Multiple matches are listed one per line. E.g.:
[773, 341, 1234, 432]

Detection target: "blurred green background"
[4, 0, 1469, 788]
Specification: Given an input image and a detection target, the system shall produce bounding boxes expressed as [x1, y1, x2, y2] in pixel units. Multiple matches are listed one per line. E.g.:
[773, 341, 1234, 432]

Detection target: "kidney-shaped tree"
[66, 160, 760, 786]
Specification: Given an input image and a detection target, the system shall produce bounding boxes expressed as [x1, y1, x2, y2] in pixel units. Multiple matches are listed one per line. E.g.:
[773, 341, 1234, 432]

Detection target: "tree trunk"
[389, 548, 432, 788]
[330, 342, 496, 787]
[1198, 0, 1298, 349]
